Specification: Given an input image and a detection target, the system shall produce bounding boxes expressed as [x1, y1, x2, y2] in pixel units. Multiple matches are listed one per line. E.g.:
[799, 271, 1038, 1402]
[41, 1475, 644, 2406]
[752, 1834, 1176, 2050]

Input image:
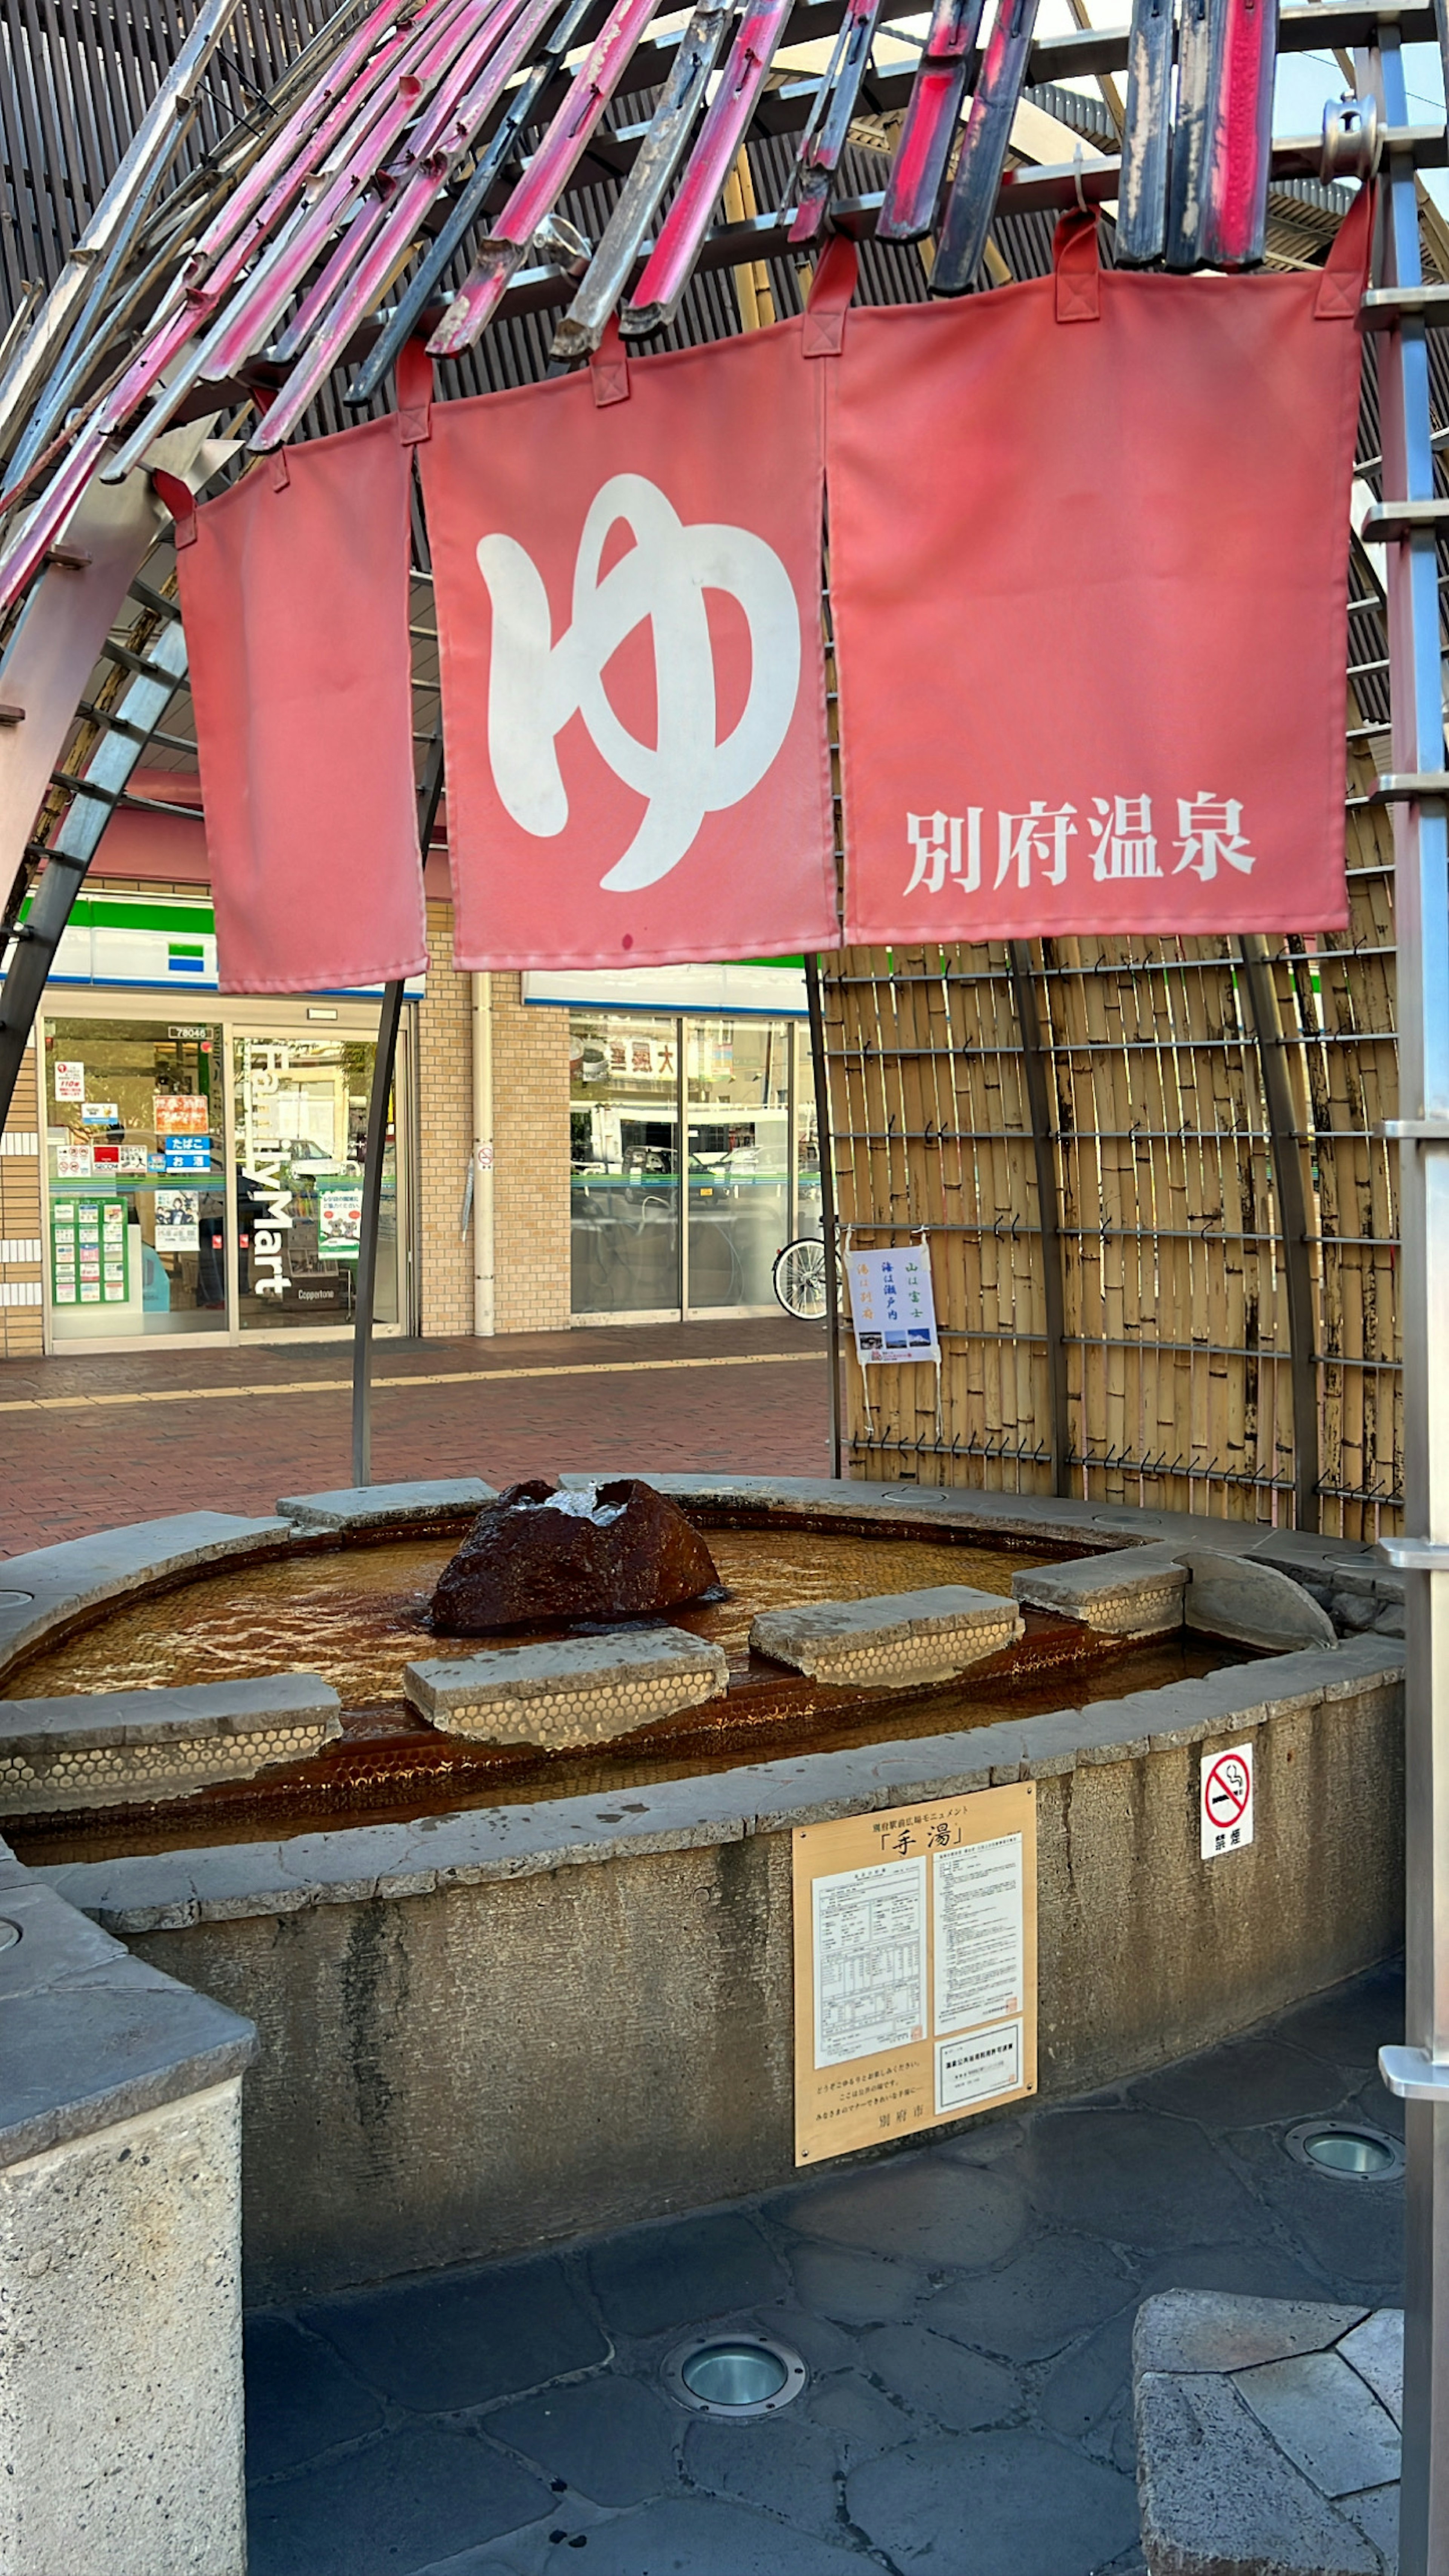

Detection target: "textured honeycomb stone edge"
[35, 1633, 1405, 1935]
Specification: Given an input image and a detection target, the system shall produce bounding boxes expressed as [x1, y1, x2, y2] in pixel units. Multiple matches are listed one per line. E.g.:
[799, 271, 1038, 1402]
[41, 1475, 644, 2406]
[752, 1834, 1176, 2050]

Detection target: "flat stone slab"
[0, 1675, 341, 1813]
[1177, 1550, 1338, 1654]
[1011, 1546, 1187, 1637]
[405, 1628, 728, 1750]
[0, 1853, 255, 2167]
[1134, 2291, 1403, 2576]
[750, 1586, 1023, 1684]
[275, 1479, 496, 1532]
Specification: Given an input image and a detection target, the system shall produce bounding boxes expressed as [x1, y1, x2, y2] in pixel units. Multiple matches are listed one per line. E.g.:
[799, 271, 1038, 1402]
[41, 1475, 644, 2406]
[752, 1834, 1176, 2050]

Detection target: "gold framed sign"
[792, 1783, 1037, 2165]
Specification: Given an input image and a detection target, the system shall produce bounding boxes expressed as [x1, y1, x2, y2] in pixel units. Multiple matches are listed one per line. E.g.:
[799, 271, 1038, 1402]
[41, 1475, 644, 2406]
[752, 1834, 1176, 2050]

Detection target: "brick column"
[417, 900, 474, 1338]
[0, 1032, 44, 1358]
[490, 973, 571, 1334]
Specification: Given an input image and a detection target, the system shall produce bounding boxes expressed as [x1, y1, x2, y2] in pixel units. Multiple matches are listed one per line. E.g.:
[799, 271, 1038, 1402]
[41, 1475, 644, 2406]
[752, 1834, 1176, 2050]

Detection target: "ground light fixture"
[663, 2333, 807, 2418]
[1283, 2119, 1405, 2181]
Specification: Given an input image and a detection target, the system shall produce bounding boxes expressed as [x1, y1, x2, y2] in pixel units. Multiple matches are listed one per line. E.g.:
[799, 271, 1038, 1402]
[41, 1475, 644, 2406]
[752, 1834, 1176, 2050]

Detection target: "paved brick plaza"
[0, 1317, 831, 1558]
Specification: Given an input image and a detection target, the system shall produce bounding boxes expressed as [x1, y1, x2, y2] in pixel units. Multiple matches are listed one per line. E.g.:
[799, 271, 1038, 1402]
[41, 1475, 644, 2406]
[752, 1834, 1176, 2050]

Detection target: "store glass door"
[685, 1016, 793, 1312]
[43, 1016, 227, 1340]
[232, 1032, 399, 1332]
[569, 1013, 680, 1317]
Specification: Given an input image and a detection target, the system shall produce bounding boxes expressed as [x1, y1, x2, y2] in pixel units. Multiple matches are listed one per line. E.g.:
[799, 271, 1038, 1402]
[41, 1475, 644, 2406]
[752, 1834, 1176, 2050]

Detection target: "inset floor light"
[1284, 2119, 1404, 2181]
[664, 2333, 807, 2418]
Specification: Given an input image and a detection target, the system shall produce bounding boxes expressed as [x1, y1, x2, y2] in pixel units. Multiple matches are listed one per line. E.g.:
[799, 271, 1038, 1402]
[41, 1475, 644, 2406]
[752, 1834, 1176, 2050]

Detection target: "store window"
[232, 1033, 398, 1332]
[43, 1017, 226, 1340]
[570, 1010, 806, 1320]
[39, 1002, 411, 1346]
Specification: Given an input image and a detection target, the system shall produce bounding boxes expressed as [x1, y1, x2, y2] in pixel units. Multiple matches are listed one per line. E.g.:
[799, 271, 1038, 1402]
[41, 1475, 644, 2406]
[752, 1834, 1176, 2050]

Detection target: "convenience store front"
[37, 893, 417, 1350]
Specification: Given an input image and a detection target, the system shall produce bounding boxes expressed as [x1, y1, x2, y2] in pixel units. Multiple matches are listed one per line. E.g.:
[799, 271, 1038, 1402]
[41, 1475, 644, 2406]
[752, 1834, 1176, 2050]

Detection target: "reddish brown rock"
[430, 1478, 721, 1634]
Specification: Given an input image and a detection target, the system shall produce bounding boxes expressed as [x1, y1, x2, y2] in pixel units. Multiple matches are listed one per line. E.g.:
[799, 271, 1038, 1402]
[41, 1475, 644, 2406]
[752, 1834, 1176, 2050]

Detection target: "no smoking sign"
[1200, 1742, 1255, 1860]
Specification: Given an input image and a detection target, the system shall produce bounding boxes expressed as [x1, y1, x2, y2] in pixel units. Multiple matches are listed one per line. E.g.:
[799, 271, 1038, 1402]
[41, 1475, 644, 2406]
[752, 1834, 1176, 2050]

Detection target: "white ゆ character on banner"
[477, 473, 802, 893]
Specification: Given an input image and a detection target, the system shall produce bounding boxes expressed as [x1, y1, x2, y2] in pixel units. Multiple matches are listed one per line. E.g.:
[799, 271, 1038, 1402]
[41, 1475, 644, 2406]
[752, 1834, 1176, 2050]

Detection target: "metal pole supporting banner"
[1237, 935, 1321, 1531]
[351, 732, 445, 1487]
[805, 950, 844, 1480]
[1364, 31, 1449, 2573]
[351, 975, 405, 1490]
[1008, 939, 1071, 1498]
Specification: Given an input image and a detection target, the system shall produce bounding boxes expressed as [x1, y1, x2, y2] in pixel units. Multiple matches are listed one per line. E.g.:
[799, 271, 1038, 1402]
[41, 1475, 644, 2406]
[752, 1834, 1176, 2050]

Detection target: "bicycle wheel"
[773, 1236, 829, 1321]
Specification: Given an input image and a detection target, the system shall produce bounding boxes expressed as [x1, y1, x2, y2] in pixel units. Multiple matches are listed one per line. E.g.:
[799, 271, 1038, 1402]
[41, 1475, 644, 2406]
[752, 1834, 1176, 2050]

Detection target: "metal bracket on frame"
[1368, 773, 1449, 804]
[1361, 497, 1449, 542]
[1381, 2045, 1449, 2100]
[1376, 1537, 1449, 1567]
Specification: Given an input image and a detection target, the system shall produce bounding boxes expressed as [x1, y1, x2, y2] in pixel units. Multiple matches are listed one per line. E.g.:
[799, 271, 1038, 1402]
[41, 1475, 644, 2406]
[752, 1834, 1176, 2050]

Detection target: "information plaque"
[792, 1784, 1036, 2164]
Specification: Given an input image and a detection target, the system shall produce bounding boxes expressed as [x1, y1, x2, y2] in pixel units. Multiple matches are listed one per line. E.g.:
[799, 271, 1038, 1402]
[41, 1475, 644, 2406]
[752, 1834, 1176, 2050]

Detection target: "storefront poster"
[317, 1184, 363, 1258]
[154, 1191, 200, 1254]
[846, 1246, 940, 1365]
[118, 1146, 149, 1174]
[55, 1142, 93, 1178]
[163, 1136, 211, 1173]
[54, 1060, 84, 1100]
[51, 1198, 128, 1305]
[80, 1100, 118, 1124]
[154, 1093, 209, 1133]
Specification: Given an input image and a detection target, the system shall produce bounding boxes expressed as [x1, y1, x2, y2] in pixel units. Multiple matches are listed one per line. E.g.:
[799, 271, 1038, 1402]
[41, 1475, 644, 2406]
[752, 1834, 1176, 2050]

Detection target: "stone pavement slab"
[587, 2210, 787, 2339]
[299, 2254, 607, 2413]
[1338, 2308, 1404, 2423]
[923, 2228, 1138, 2362]
[242, 2315, 386, 2481]
[1235, 2349, 1400, 2498]
[1134, 2369, 1380, 2576]
[247, 2424, 555, 2576]
[485, 2376, 680, 2508]
[1015, 2106, 1272, 2247]
[779, 2154, 1029, 2268]
[854, 2321, 1018, 2428]
[245, 1958, 1407, 2576]
[846, 2427, 1141, 2575]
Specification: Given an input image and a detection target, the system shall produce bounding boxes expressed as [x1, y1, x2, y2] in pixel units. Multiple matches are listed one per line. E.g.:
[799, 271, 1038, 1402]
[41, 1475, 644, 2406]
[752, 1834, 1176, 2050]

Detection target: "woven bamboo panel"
[823, 734, 1402, 1534]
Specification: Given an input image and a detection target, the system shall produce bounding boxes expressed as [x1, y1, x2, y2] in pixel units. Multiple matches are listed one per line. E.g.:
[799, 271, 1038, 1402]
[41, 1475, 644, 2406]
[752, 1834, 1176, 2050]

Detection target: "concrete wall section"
[0, 1836, 255, 2575]
[0, 2081, 247, 2576]
[95, 1647, 1404, 2305]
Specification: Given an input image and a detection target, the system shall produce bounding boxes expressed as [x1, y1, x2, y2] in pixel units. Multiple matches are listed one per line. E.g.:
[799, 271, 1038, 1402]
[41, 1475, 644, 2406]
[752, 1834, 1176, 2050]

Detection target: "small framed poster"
[154, 1190, 200, 1254]
[793, 1783, 1036, 2165]
[845, 1245, 941, 1366]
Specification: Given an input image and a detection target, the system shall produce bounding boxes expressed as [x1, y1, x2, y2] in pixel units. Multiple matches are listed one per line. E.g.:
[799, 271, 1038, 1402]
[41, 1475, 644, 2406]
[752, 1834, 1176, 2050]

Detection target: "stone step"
[405, 1628, 729, 1750]
[0, 1674, 341, 1812]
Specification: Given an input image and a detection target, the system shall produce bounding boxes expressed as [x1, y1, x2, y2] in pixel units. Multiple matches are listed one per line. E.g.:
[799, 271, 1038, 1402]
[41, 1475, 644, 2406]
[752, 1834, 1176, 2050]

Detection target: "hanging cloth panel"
[419, 322, 838, 970]
[827, 193, 1370, 944]
[175, 414, 425, 993]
